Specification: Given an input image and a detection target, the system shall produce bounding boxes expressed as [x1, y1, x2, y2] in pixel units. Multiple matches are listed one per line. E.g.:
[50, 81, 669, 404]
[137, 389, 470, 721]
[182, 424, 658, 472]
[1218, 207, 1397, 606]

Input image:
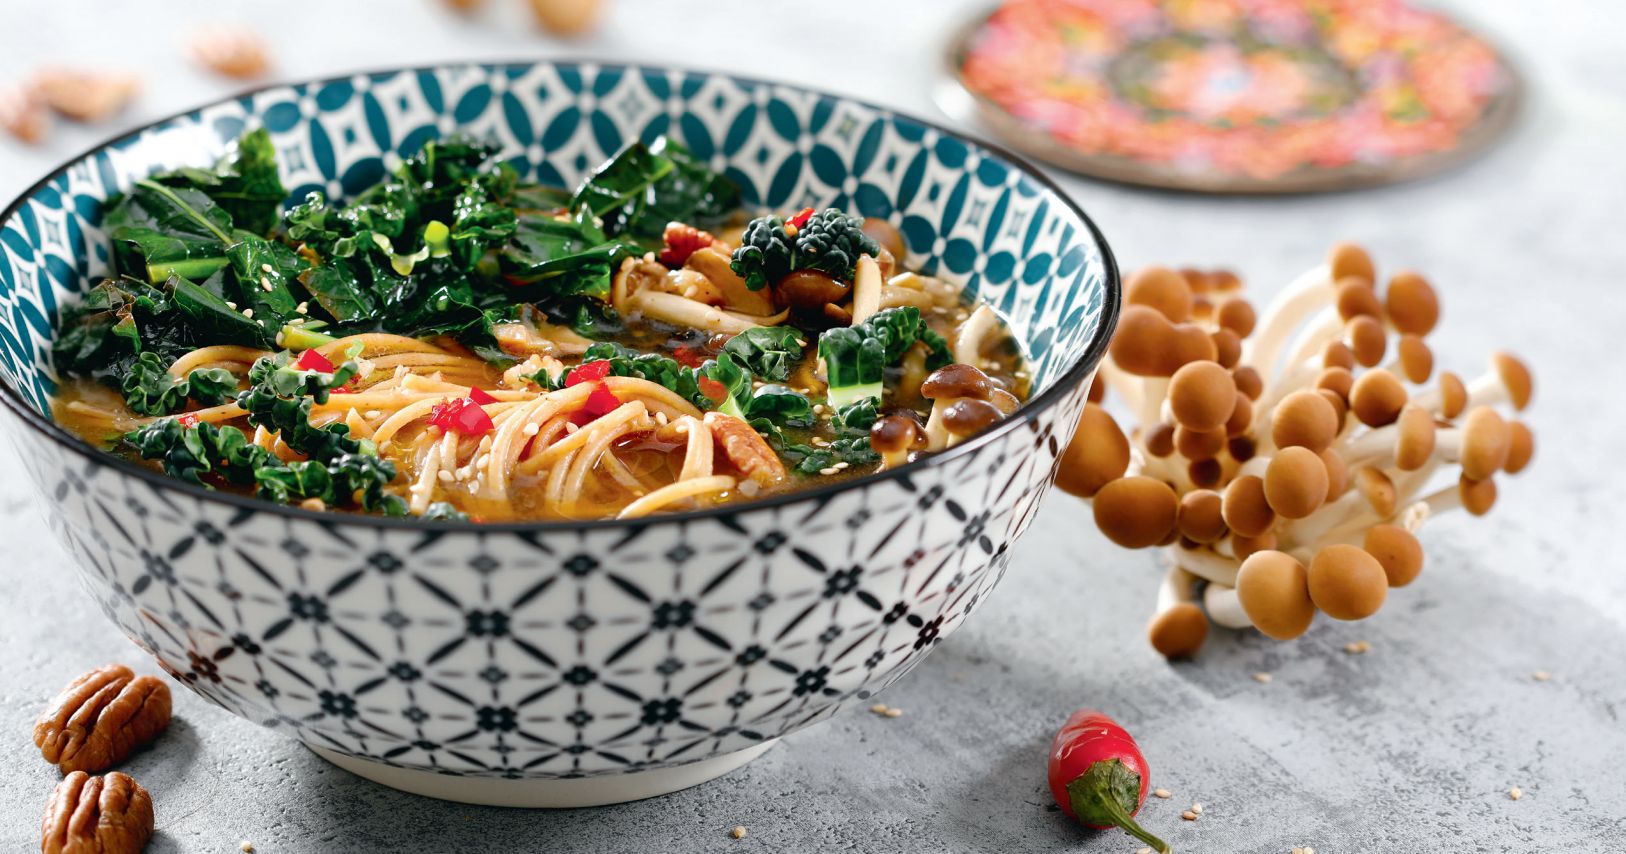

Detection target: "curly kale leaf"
[126, 418, 271, 487]
[153, 128, 288, 237]
[720, 326, 803, 382]
[578, 342, 705, 404]
[729, 216, 794, 291]
[777, 436, 880, 476]
[793, 209, 880, 282]
[421, 501, 470, 522]
[120, 352, 237, 416]
[238, 352, 364, 461]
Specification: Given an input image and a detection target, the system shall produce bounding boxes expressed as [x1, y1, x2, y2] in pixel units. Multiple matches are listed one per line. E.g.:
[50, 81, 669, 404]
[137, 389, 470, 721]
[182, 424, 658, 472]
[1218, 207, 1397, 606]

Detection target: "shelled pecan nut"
[35, 664, 171, 774]
[40, 771, 154, 854]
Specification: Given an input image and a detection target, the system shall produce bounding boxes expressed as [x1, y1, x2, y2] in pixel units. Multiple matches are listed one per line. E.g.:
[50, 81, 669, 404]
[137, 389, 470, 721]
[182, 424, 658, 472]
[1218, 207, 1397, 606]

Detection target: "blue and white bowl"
[0, 61, 1118, 806]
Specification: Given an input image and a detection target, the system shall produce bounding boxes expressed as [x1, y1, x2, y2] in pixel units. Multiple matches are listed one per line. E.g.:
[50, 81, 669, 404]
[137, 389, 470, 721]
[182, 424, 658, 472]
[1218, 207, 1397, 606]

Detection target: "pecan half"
[189, 26, 272, 80]
[41, 771, 154, 854]
[704, 412, 787, 486]
[0, 82, 50, 144]
[35, 665, 172, 774]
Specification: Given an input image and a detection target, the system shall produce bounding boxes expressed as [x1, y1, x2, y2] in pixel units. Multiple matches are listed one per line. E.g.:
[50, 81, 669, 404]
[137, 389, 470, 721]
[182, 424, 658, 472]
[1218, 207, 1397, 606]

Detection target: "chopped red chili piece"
[670, 345, 705, 369]
[428, 397, 494, 436]
[293, 349, 335, 373]
[658, 223, 720, 267]
[697, 376, 728, 403]
[565, 360, 612, 387]
[786, 207, 816, 229]
[178, 413, 200, 428]
[468, 387, 498, 405]
[570, 382, 623, 426]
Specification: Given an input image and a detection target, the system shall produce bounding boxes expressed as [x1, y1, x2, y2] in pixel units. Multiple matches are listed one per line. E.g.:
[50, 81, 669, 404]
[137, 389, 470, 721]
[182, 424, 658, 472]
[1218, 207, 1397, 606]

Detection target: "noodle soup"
[51, 132, 1028, 522]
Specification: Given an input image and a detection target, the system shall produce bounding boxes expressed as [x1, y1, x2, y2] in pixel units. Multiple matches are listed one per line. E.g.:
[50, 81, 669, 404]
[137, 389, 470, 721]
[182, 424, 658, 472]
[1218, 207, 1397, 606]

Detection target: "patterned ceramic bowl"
[0, 61, 1118, 807]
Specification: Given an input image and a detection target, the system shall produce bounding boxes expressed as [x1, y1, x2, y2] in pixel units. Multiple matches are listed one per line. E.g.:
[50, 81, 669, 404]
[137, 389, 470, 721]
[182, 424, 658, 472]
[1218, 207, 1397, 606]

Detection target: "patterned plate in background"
[945, 0, 1521, 193]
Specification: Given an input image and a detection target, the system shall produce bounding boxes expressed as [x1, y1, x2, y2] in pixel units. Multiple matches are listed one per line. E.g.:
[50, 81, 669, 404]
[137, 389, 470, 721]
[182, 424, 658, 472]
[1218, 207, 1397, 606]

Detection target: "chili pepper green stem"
[1065, 759, 1170, 853]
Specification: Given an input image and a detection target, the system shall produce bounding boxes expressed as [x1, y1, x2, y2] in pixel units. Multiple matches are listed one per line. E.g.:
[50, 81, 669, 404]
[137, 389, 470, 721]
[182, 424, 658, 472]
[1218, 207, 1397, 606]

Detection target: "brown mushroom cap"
[1272, 389, 1340, 453]
[1460, 475, 1497, 516]
[1394, 404, 1437, 471]
[1264, 446, 1330, 519]
[777, 269, 852, 311]
[1438, 371, 1467, 419]
[1236, 550, 1316, 640]
[1364, 524, 1424, 587]
[861, 218, 907, 259]
[1231, 530, 1277, 562]
[1351, 369, 1407, 427]
[1191, 296, 1214, 322]
[1180, 267, 1214, 292]
[1216, 297, 1257, 337]
[1335, 278, 1383, 321]
[1145, 422, 1176, 458]
[1356, 467, 1397, 517]
[1093, 476, 1180, 548]
[1175, 425, 1226, 460]
[871, 414, 922, 455]
[1169, 361, 1238, 432]
[1148, 602, 1209, 659]
[1188, 458, 1223, 489]
[1316, 367, 1354, 400]
[1385, 271, 1439, 336]
[1222, 475, 1275, 538]
[1396, 334, 1433, 384]
[1228, 435, 1257, 463]
[1210, 269, 1243, 292]
[1345, 315, 1388, 368]
[942, 399, 1003, 436]
[1210, 328, 1242, 369]
[1225, 392, 1254, 437]
[1178, 489, 1228, 543]
[1328, 242, 1375, 285]
[1492, 352, 1534, 410]
[1126, 266, 1194, 322]
[1308, 544, 1389, 620]
[1110, 306, 1217, 377]
[921, 363, 994, 400]
[1460, 406, 1511, 481]
[1055, 404, 1129, 498]
[1318, 388, 1349, 429]
[1322, 340, 1356, 371]
[1321, 448, 1349, 501]
[1504, 421, 1534, 474]
[1087, 372, 1107, 404]
[1232, 366, 1263, 401]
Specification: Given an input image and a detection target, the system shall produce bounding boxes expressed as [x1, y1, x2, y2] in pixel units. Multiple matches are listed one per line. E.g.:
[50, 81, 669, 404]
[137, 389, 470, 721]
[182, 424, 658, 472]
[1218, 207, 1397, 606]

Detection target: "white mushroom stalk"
[1053, 245, 1536, 658]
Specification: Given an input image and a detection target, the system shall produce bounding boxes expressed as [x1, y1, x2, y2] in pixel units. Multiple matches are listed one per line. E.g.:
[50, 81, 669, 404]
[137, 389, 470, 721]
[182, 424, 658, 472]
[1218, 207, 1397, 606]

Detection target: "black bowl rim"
[0, 57, 1120, 534]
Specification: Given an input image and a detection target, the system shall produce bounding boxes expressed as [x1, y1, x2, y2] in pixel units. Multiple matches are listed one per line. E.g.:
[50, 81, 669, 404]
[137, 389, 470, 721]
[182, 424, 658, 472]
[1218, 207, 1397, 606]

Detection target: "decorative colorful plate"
[946, 0, 1521, 193]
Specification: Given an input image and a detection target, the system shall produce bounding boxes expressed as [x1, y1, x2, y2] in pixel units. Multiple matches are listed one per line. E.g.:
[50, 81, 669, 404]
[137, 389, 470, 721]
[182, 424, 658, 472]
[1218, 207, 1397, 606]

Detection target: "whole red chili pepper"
[1047, 709, 1169, 852]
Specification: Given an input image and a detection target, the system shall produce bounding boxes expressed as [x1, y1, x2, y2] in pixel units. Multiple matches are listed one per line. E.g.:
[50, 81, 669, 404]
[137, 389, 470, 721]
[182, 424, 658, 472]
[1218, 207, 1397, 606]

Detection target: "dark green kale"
[120, 352, 236, 416]
[151, 128, 287, 236]
[793, 209, 880, 281]
[570, 138, 740, 245]
[729, 216, 793, 291]
[720, 326, 803, 382]
[577, 342, 705, 404]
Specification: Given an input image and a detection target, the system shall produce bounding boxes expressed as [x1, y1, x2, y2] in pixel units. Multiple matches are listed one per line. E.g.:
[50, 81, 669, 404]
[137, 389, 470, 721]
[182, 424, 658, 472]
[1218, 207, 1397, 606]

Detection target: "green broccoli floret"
[817, 306, 951, 410]
[729, 215, 794, 291]
[793, 209, 880, 282]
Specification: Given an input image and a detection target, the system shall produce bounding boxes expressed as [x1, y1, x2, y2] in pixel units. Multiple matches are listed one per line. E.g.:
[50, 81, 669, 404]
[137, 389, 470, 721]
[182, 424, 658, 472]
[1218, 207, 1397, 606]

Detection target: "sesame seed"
[437, 470, 453, 483]
[260, 263, 274, 273]
[1509, 787, 1523, 800]
[241, 843, 254, 853]
[655, 412, 669, 426]
[242, 308, 254, 319]
[869, 703, 889, 714]
[565, 422, 580, 434]
[884, 707, 902, 718]
[523, 423, 540, 436]
[1190, 803, 1203, 814]
[296, 302, 309, 315]
[260, 275, 273, 292]
[833, 461, 849, 470]
[1252, 672, 1272, 684]
[225, 301, 238, 309]
[1181, 810, 1198, 821]
[1153, 788, 1171, 799]
[1532, 671, 1551, 681]
[1344, 640, 1372, 654]
[819, 467, 839, 476]
[730, 826, 746, 839]
[1136, 849, 1152, 854]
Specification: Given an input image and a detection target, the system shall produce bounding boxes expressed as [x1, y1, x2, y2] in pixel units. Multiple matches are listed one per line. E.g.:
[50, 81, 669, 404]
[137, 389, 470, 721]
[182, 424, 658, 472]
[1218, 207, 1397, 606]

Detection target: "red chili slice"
[294, 349, 335, 373]
[671, 345, 704, 369]
[787, 207, 816, 229]
[565, 360, 612, 387]
[658, 223, 721, 267]
[570, 382, 623, 426]
[429, 398, 494, 436]
[178, 413, 200, 428]
[468, 387, 498, 405]
[697, 376, 728, 403]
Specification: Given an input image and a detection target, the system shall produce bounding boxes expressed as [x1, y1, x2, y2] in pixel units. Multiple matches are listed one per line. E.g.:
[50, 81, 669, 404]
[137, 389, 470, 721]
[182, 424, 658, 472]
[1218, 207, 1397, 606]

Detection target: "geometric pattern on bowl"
[0, 62, 1117, 784]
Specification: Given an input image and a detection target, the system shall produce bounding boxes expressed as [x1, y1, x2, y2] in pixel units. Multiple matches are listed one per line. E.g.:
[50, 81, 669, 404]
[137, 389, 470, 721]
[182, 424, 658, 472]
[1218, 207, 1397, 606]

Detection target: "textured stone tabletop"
[2, 1, 1622, 851]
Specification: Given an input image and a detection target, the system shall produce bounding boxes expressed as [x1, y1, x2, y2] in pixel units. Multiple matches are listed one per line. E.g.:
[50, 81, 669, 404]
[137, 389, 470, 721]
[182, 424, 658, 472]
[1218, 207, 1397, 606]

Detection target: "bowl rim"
[0, 57, 1120, 533]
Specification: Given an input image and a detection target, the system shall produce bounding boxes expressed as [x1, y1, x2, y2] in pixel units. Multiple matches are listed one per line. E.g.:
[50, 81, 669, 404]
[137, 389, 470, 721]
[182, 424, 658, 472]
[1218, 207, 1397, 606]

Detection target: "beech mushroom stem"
[1164, 543, 1240, 586]
[1240, 263, 1332, 377]
[1202, 583, 1252, 629]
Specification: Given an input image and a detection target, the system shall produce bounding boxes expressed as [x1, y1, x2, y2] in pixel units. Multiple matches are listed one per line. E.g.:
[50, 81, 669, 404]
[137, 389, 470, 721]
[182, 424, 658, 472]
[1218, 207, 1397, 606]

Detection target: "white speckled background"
[2, 1, 1622, 851]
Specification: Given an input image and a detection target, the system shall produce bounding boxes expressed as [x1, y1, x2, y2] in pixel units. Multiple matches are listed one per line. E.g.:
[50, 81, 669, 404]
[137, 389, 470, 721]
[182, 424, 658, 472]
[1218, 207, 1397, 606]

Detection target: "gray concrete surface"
[2, 1, 1623, 851]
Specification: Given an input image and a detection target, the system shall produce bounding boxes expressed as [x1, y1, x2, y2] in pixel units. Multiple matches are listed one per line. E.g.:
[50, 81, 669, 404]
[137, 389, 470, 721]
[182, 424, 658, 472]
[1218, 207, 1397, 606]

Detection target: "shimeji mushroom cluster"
[1055, 244, 1535, 657]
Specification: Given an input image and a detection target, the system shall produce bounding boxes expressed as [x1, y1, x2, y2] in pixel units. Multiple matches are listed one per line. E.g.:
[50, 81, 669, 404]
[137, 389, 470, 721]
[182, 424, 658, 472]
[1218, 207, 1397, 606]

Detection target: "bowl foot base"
[308, 740, 776, 807]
